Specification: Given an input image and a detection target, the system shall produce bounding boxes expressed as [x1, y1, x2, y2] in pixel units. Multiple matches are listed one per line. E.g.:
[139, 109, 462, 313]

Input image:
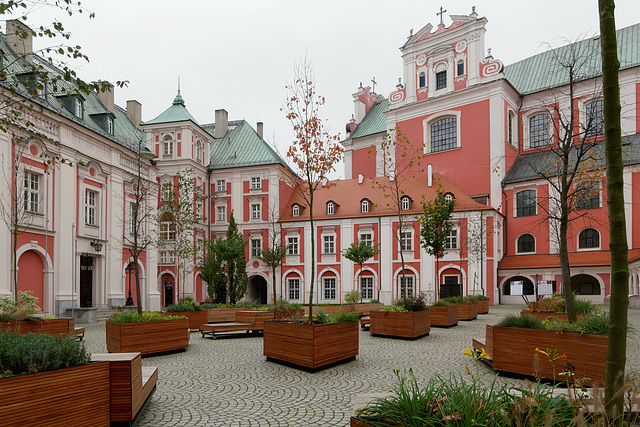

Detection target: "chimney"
[126, 100, 142, 129]
[7, 20, 33, 63]
[97, 81, 114, 113]
[215, 109, 228, 138]
[427, 164, 433, 187]
[256, 122, 263, 139]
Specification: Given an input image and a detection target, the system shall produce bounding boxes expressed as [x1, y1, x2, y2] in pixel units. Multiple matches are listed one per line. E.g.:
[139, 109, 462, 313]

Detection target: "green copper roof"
[504, 23, 640, 95]
[350, 98, 389, 139]
[143, 91, 200, 126]
[202, 120, 287, 169]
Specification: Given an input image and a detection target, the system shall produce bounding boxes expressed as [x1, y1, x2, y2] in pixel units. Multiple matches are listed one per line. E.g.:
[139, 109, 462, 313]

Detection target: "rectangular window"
[129, 202, 137, 235]
[161, 183, 173, 201]
[516, 190, 536, 217]
[445, 229, 458, 250]
[216, 180, 226, 193]
[323, 278, 336, 300]
[287, 236, 298, 255]
[160, 251, 175, 264]
[251, 177, 261, 189]
[361, 276, 374, 299]
[23, 171, 39, 213]
[251, 239, 261, 257]
[400, 276, 414, 297]
[160, 221, 176, 240]
[585, 100, 604, 138]
[217, 206, 226, 222]
[430, 117, 457, 152]
[360, 233, 373, 247]
[436, 71, 447, 90]
[251, 203, 261, 220]
[288, 278, 300, 300]
[85, 189, 97, 226]
[323, 235, 335, 254]
[529, 114, 549, 148]
[576, 181, 600, 210]
[457, 61, 464, 76]
[400, 231, 412, 251]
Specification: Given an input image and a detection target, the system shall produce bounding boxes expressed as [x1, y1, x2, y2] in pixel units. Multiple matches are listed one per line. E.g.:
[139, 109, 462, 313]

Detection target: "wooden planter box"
[106, 318, 189, 355]
[205, 307, 245, 323]
[350, 417, 376, 427]
[0, 318, 74, 336]
[488, 325, 607, 386]
[369, 310, 430, 339]
[429, 305, 458, 327]
[162, 310, 208, 330]
[477, 299, 489, 314]
[263, 321, 359, 370]
[0, 361, 110, 426]
[301, 303, 384, 317]
[454, 302, 477, 320]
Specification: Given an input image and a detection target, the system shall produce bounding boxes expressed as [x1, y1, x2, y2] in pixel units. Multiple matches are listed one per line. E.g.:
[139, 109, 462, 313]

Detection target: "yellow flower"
[463, 348, 474, 357]
[479, 349, 491, 359]
[535, 347, 546, 355]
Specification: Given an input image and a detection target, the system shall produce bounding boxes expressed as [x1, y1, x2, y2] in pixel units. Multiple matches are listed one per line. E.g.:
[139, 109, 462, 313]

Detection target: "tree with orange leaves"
[283, 58, 343, 321]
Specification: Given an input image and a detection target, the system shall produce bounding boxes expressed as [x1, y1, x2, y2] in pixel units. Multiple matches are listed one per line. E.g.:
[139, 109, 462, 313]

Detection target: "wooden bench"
[92, 352, 158, 426]
[199, 311, 275, 339]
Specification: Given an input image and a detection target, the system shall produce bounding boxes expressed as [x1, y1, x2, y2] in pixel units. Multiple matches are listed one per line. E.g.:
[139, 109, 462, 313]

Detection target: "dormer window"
[74, 97, 83, 119]
[361, 199, 369, 213]
[292, 204, 300, 217]
[106, 116, 113, 135]
[327, 202, 335, 215]
[444, 192, 454, 202]
[436, 71, 447, 90]
[401, 196, 411, 211]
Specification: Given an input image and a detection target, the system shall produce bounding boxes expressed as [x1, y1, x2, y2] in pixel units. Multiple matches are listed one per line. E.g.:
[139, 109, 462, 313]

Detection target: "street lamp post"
[125, 263, 135, 306]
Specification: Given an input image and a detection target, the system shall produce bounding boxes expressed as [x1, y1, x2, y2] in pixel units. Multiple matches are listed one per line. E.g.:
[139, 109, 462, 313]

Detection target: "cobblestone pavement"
[81, 305, 640, 426]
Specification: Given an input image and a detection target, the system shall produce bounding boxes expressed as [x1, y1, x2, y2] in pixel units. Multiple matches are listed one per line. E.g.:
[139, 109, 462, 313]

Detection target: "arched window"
[418, 72, 426, 88]
[579, 228, 600, 249]
[430, 117, 457, 152]
[361, 199, 369, 213]
[529, 114, 549, 148]
[517, 234, 535, 253]
[457, 60, 465, 76]
[163, 135, 174, 157]
[327, 202, 335, 215]
[74, 97, 83, 119]
[292, 204, 300, 217]
[196, 140, 202, 162]
[401, 196, 410, 211]
[444, 192, 454, 202]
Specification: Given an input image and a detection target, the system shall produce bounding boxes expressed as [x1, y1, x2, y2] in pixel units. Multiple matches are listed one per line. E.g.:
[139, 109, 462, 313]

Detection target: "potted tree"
[106, 311, 189, 355]
[263, 59, 357, 371]
[369, 294, 430, 339]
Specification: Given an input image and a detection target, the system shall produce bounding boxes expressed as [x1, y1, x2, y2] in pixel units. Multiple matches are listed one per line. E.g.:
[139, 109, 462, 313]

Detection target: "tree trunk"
[559, 206, 577, 322]
[308, 194, 315, 322]
[599, 0, 629, 422]
[135, 263, 142, 315]
[272, 265, 277, 303]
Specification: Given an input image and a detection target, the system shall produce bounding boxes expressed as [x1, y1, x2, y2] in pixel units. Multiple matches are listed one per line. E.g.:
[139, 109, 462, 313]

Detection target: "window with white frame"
[457, 60, 465, 76]
[508, 111, 517, 146]
[444, 192, 454, 202]
[160, 250, 175, 264]
[327, 202, 335, 215]
[579, 228, 600, 249]
[323, 277, 336, 299]
[292, 204, 300, 217]
[430, 117, 457, 152]
[129, 202, 137, 235]
[160, 221, 176, 240]
[251, 177, 261, 189]
[445, 228, 458, 250]
[419, 72, 426, 88]
[288, 278, 300, 300]
[250, 238, 261, 257]
[74, 97, 83, 119]
[107, 117, 114, 135]
[400, 230, 412, 251]
[162, 135, 174, 157]
[251, 203, 261, 220]
[216, 180, 226, 193]
[529, 113, 549, 148]
[516, 190, 536, 217]
[576, 180, 601, 210]
[435, 71, 447, 90]
[361, 199, 369, 213]
[360, 233, 373, 247]
[217, 205, 226, 222]
[361, 276, 374, 299]
[161, 183, 173, 201]
[585, 99, 604, 138]
[323, 235, 335, 254]
[23, 171, 40, 213]
[400, 276, 414, 297]
[401, 197, 410, 211]
[287, 236, 299, 255]
[196, 140, 202, 162]
[85, 189, 97, 226]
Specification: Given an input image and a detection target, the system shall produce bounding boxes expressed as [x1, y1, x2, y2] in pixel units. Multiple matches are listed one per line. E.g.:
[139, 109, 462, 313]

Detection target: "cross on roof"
[371, 77, 377, 93]
[437, 6, 447, 25]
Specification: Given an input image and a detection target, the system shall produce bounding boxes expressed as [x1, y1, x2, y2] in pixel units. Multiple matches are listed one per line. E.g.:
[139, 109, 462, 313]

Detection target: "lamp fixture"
[90, 240, 103, 252]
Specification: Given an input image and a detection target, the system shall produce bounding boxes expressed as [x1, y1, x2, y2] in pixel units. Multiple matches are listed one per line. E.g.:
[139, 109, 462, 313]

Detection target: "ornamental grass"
[109, 311, 186, 323]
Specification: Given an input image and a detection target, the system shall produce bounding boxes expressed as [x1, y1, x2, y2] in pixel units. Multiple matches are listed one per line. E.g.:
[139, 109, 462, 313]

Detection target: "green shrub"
[369, 299, 380, 304]
[432, 299, 450, 307]
[465, 295, 479, 303]
[344, 290, 361, 305]
[537, 295, 565, 313]
[383, 305, 408, 312]
[476, 294, 490, 301]
[0, 291, 42, 320]
[268, 299, 300, 312]
[496, 314, 544, 330]
[0, 331, 91, 377]
[542, 310, 610, 335]
[443, 295, 465, 304]
[164, 299, 202, 312]
[109, 311, 186, 323]
[200, 303, 229, 309]
[573, 297, 596, 315]
[314, 309, 359, 324]
[235, 300, 260, 308]
[394, 294, 429, 312]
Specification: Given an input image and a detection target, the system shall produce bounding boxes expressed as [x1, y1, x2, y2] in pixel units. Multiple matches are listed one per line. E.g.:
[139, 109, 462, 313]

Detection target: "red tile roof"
[499, 249, 640, 270]
[279, 171, 493, 222]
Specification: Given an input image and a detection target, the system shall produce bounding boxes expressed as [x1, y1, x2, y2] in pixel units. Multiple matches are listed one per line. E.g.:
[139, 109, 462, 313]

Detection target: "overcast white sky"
[14, 1, 640, 178]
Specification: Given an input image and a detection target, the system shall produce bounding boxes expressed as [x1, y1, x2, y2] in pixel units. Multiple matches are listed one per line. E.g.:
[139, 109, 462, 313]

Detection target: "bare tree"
[258, 203, 287, 303]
